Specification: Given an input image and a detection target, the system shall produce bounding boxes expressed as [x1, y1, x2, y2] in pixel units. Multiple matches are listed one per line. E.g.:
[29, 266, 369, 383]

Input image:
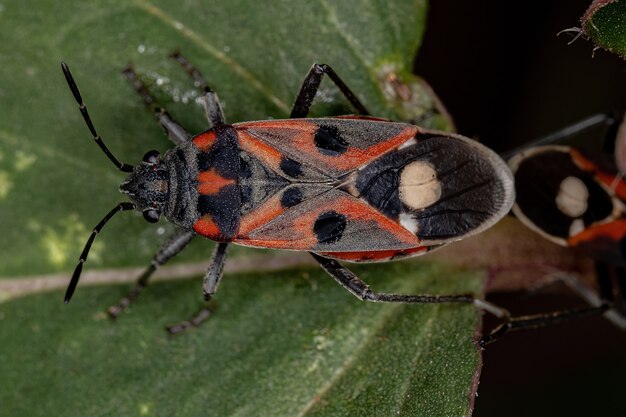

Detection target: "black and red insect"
[503, 118, 626, 337]
[509, 142, 626, 266]
[62, 54, 514, 332]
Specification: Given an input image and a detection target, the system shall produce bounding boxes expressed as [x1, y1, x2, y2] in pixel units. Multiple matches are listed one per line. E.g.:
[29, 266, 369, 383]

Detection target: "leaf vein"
[132, 0, 291, 115]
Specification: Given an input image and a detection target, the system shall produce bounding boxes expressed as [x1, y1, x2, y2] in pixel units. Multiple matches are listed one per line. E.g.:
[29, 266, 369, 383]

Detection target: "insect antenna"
[61, 62, 134, 173]
[65, 202, 136, 303]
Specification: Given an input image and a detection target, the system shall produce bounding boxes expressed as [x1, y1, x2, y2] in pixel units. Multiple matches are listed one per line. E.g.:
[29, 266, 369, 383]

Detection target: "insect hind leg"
[123, 65, 192, 145]
[313, 252, 612, 346]
[311, 253, 479, 305]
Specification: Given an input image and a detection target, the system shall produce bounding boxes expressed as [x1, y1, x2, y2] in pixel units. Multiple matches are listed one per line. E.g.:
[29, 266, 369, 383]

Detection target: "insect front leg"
[290, 64, 370, 118]
[166, 243, 230, 334]
[169, 51, 226, 127]
[123, 65, 192, 145]
[108, 229, 196, 319]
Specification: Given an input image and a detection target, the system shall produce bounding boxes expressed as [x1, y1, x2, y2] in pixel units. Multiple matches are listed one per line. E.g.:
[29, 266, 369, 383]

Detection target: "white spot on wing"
[569, 218, 585, 236]
[556, 176, 588, 217]
[399, 212, 419, 234]
[397, 137, 416, 150]
[399, 161, 441, 210]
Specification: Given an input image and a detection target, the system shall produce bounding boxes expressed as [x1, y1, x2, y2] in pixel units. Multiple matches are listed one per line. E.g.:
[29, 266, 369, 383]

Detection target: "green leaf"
[0, 0, 450, 277]
[0, 1, 482, 416]
[0, 262, 481, 417]
[582, 0, 626, 58]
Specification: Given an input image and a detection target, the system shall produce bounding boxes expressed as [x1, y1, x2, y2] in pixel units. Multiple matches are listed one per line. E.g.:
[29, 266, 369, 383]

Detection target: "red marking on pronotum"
[193, 131, 217, 151]
[193, 216, 221, 237]
[197, 169, 236, 195]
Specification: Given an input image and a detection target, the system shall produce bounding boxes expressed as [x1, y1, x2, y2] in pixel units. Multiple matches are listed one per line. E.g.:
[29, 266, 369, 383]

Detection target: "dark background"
[415, 1, 626, 416]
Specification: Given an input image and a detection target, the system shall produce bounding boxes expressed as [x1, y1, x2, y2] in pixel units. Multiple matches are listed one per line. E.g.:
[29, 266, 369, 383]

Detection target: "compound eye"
[142, 150, 160, 165]
[143, 209, 160, 223]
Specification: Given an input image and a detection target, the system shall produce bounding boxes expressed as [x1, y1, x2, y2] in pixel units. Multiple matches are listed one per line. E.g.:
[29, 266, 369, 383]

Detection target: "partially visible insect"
[510, 144, 626, 266]
[62, 53, 515, 333]
[485, 115, 626, 344]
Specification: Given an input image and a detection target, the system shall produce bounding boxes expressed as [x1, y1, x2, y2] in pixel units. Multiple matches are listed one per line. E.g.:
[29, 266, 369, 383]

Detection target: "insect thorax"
[163, 126, 243, 241]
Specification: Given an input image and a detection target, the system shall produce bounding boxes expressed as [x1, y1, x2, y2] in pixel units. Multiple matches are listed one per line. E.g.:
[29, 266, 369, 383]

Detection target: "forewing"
[234, 118, 418, 178]
[233, 122, 515, 253]
[354, 131, 515, 245]
[234, 189, 422, 252]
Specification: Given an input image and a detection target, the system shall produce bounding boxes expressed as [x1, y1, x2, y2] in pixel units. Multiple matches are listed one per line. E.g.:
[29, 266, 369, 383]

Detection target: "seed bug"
[62, 53, 515, 333]
[480, 114, 626, 344]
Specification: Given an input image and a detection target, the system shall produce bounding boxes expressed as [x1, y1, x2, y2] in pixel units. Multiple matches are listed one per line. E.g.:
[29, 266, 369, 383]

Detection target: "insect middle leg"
[291, 64, 370, 118]
[165, 243, 230, 334]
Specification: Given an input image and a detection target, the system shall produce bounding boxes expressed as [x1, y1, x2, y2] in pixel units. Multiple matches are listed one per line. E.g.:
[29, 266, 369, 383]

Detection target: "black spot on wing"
[356, 148, 408, 219]
[280, 157, 303, 178]
[281, 187, 303, 208]
[515, 151, 613, 238]
[314, 211, 347, 244]
[314, 125, 348, 156]
[357, 134, 508, 240]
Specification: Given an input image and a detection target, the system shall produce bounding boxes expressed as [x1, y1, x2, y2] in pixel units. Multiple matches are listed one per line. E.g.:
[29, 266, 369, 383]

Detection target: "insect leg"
[166, 243, 230, 334]
[202, 243, 229, 300]
[502, 112, 617, 159]
[108, 229, 196, 318]
[290, 64, 370, 118]
[169, 51, 226, 127]
[480, 304, 609, 347]
[479, 265, 626, 345]
[122, 65, 192, 145]
[594, 262, 626, 324]
[311, 253, 477, 305]
[615, 267, 626, 313]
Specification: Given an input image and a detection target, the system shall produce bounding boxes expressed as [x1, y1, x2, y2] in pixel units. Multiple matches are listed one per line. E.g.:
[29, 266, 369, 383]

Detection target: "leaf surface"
[0, 1, 482, 416]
